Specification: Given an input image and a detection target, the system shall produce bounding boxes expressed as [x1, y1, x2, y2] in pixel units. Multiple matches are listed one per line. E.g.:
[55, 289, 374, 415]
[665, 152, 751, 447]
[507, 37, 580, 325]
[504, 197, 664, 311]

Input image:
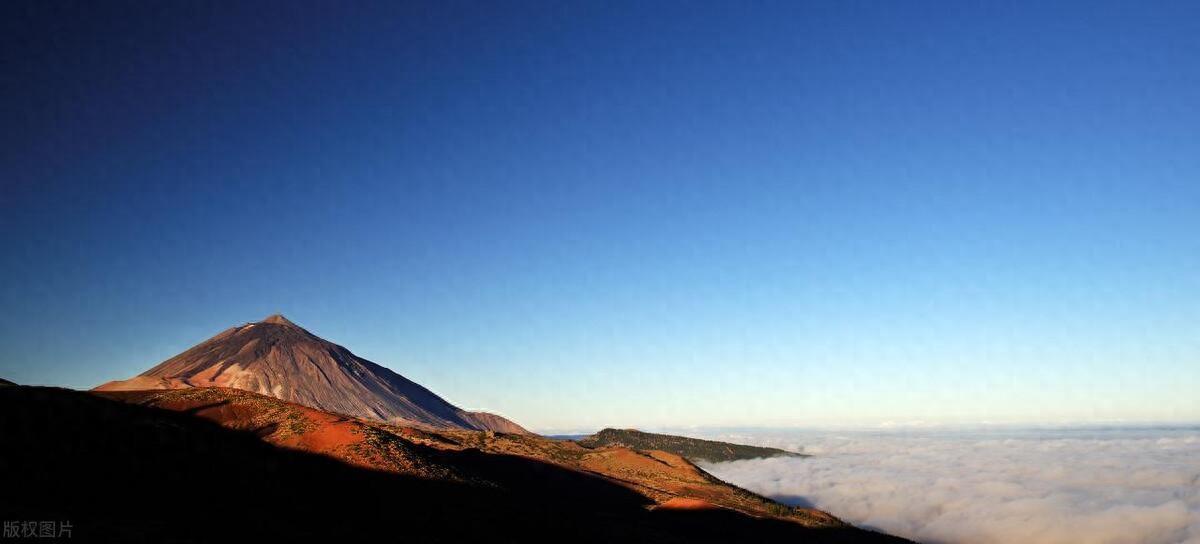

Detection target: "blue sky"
[2, 1, 1198, 431]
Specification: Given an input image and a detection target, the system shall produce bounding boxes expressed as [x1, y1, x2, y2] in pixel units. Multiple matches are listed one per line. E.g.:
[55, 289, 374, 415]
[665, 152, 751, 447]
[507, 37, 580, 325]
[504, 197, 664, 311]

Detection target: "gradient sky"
[3, 1, 1198, 431]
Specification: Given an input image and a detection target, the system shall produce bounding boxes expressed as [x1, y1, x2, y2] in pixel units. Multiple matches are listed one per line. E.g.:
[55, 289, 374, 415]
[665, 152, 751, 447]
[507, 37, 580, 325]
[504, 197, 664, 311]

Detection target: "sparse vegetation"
[768, 502, 793, 516]
[577, 428, 807, 463]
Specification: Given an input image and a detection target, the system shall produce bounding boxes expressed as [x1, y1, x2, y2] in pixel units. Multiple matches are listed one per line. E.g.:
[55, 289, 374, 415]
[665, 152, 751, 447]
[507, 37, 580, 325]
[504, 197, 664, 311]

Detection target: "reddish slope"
[94, 314, 527, 434]
[4, 385, 910, 543]
[95, 386, 894, 537]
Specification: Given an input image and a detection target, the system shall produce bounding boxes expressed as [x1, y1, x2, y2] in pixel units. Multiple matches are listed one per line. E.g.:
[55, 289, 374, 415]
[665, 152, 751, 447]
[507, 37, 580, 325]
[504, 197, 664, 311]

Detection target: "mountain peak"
[260, 314, 296, 326]
[95, 315, 529, 434]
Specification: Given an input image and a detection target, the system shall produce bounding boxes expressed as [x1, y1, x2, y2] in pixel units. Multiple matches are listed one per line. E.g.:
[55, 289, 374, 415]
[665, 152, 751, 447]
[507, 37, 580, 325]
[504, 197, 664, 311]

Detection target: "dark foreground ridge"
[578, 428, 807, 463]
[0, 385, 909, 543]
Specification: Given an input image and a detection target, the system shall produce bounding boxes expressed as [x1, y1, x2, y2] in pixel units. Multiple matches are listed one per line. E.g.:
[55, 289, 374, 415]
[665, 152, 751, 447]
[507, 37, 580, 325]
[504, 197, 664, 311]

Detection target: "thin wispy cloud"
[701, 428, 1200, 544]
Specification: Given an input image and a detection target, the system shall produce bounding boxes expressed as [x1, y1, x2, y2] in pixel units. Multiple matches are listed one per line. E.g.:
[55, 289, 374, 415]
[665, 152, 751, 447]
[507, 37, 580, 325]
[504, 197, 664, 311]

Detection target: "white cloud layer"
[699, 427, 1200, 544]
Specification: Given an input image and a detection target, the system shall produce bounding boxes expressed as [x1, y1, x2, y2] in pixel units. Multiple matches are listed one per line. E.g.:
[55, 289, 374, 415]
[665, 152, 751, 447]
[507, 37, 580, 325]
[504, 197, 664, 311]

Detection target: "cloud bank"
[699, 427, 1200, 544]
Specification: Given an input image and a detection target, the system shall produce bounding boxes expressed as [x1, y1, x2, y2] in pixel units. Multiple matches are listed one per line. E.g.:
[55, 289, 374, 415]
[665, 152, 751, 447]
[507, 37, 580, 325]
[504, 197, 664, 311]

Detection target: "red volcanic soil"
[101, 387, 459, 477]
[2, 385, 911, 543]
[657, 497, 719, 510]
[99, 387, 872, 530]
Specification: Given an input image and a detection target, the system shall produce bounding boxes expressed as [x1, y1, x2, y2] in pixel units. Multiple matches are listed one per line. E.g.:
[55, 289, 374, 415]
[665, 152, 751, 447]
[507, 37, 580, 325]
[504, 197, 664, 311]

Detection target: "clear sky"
[3, 1, 1198, 431]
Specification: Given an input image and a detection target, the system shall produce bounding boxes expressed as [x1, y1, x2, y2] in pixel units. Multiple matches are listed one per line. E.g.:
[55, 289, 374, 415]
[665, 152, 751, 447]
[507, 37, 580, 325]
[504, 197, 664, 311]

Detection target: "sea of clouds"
[696, 427, 1200, 544]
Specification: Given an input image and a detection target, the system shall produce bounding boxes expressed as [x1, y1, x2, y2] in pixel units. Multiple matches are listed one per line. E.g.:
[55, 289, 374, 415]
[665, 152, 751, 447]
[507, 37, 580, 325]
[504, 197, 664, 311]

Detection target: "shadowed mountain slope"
[0, 385, 909, 543]
[579, 428, 806, 462]
[94, 314, 526, 434]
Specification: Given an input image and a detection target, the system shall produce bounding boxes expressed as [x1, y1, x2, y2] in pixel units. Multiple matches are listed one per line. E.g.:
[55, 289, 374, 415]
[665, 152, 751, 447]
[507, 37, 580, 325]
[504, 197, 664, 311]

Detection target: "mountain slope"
[94, 314, 526, 434]
[578, 428, 805, 462]
[1, 385, 910, 542]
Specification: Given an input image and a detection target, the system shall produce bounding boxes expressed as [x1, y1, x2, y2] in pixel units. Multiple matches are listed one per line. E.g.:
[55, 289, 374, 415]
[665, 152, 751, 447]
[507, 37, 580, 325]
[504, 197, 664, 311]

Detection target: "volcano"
[94, 314, 527, 433]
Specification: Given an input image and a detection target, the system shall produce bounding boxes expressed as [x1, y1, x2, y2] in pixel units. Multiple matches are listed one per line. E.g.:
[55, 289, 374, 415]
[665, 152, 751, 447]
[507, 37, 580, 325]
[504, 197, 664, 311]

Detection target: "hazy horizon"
[6, 307, 1199, 431]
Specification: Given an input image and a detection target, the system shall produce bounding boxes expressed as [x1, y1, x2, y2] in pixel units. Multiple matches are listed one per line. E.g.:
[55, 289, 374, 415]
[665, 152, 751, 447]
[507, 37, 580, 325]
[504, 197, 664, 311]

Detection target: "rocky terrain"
[96, 387, 822, 522]
[95, 314, 526, 434]
[579, 428, 806, 462]
[12, 314, 912, 542]
[1, 383, 910, 543]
